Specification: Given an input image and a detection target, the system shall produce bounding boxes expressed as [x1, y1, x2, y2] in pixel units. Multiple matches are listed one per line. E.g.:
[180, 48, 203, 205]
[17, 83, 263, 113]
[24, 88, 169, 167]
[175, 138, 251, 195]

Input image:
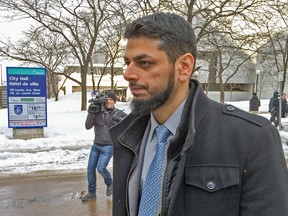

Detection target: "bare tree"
[1, 0, 285, 106]
[0, 27, 70, 101]
[254, 0, 288, 94]
[199, 32, 256, 103]
[257, 31, 288, 93]
[0, 0, 111, 110]
[98, 13, 127, 92]
[128, 0, 272, 102]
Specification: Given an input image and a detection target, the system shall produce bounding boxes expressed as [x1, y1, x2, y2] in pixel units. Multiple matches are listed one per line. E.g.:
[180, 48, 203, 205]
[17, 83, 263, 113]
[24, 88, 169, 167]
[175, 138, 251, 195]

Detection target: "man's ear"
[176, 53, 194, 81]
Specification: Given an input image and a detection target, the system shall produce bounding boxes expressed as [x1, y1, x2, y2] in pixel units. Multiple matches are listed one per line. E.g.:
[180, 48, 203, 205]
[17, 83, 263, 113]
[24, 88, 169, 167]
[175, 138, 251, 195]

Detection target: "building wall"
[59, 68, 287, 102]
[208, 91, 252, 103]
[58, 72, 131, 100]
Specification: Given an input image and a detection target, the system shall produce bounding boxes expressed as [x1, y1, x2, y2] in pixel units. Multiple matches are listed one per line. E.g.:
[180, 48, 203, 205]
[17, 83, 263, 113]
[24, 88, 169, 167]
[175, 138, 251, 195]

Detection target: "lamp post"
[255, 70, 260, 95]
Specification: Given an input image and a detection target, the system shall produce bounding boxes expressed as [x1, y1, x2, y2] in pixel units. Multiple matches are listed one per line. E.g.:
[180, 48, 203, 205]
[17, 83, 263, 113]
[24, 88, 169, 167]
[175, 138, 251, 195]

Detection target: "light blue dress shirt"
[128, 97, 187, 216]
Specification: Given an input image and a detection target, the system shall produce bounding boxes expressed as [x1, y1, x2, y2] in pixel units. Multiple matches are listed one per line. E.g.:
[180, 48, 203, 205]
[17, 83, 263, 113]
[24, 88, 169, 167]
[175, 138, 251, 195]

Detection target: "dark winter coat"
[110, 80, 288, 216]
[85, 107, 127, 145]
[268, 91, 279, 112]
[249, 95, 260, 111]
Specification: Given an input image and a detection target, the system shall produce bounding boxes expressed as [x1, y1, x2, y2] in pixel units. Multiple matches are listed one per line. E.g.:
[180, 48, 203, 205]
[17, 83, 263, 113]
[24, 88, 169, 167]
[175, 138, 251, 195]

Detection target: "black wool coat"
[110, 80, 288, 216]
[249, 95, 260, 111]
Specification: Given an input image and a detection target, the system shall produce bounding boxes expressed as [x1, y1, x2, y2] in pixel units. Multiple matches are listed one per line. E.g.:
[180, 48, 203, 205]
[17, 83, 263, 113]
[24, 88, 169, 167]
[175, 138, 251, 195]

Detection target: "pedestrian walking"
[110, 12, 288, 216]
[268, 91, 279, 123]
[249, 92, 260, 113]
[81, 92, 127, 202]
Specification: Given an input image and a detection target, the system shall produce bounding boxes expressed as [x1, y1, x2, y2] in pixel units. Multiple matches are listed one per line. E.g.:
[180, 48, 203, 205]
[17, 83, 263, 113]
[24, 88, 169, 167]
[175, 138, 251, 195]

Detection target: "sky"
[0, 14, 34, 82]
[0, 92, 287, 177]
[0, 12, 31, 41]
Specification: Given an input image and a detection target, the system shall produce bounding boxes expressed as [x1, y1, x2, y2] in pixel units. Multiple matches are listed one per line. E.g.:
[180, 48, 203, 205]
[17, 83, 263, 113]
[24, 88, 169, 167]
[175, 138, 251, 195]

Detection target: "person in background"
[249, 92, 261, 113]
[273, 92, 287, 129]
[110, 12, 288, 216]
[81, 92, 127, 202]
[268, 91, 279, 123]
[280, 93, 288, 118]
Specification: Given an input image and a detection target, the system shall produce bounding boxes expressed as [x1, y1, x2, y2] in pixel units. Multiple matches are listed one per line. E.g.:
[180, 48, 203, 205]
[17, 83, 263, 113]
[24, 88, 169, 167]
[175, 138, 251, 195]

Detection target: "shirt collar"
[149, 96, 188, 141]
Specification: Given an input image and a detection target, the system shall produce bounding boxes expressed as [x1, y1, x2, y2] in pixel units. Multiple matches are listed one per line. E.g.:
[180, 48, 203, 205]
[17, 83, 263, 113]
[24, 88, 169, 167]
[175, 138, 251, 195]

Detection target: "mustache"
[129, 81, 148, 90]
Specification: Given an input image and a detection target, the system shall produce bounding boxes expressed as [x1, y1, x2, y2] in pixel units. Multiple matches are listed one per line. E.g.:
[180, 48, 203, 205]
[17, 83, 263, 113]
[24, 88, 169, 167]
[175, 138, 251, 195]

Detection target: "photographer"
[81, 92, 127, 202]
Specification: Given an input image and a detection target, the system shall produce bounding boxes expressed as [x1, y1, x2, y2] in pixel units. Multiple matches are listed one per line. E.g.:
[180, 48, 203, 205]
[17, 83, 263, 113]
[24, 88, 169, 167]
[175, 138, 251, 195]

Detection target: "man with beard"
[109, 12, 288, 216]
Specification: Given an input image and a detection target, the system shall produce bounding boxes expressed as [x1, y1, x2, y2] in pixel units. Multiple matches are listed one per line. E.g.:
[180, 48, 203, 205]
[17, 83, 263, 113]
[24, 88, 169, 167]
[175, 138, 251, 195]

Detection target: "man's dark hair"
[124, 12, 197, 64]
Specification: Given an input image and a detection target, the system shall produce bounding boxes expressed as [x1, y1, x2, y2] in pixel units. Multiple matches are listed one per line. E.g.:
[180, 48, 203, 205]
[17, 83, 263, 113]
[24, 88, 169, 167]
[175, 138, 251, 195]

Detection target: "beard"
[130, 69, 175, 115]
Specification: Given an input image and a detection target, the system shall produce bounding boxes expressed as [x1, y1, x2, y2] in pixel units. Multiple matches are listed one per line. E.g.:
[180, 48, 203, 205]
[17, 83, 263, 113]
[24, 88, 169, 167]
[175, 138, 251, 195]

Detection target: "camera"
[88, 90, 107, 113]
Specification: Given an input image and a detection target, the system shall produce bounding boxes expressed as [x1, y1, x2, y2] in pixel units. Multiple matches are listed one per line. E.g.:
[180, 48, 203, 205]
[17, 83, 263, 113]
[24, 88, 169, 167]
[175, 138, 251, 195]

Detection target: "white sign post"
[279, 72, 284, 131]
[6, 67, 47, 139]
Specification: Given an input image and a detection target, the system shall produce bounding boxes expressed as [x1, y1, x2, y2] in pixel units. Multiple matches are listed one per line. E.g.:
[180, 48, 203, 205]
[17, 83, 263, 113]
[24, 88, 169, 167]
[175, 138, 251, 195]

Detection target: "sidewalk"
[0, 172, 112, 216]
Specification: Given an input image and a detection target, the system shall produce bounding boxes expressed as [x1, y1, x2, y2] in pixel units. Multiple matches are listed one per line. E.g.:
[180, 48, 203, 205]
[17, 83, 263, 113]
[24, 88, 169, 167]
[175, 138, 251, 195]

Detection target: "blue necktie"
[138, 125, 171, 216]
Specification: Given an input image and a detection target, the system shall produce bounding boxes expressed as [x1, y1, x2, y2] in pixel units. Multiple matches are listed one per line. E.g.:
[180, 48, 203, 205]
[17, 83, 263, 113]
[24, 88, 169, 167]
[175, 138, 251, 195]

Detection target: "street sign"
[6, 67, 47, 128]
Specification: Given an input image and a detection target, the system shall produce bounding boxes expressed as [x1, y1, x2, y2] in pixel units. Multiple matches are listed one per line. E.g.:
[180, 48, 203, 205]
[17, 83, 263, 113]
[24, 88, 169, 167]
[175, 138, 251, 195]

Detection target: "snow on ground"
[0, 92, 287, 177]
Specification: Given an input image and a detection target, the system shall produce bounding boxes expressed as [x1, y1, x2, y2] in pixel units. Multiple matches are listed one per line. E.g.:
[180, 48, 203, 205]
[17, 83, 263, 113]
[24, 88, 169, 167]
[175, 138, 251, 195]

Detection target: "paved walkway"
[0, 172, 112, 216]
[0, 117, 287, 216]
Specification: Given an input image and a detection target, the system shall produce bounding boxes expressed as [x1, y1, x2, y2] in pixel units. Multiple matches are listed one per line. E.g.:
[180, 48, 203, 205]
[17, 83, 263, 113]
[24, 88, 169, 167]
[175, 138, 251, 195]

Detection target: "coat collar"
[112, 79, 212, 156]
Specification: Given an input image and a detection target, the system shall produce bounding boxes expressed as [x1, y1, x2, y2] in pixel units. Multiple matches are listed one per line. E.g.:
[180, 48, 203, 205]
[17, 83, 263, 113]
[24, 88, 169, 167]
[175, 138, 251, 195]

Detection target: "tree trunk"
[81, 66, 88, 111]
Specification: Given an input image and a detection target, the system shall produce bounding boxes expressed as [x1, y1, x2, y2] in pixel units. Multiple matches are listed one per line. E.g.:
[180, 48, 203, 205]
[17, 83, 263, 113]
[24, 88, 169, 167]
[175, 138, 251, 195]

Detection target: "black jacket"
[249, 95, 260, 111]
[110, 80, 288, 216]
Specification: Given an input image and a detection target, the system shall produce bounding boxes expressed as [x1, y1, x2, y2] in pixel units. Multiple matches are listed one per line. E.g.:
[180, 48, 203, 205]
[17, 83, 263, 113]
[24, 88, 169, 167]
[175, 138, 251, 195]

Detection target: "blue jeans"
[87, 144, 113, 193]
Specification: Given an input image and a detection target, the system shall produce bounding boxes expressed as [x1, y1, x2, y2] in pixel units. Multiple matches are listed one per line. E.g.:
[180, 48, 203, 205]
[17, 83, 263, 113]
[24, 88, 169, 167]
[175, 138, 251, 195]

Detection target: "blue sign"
[6, 67, 47, 128]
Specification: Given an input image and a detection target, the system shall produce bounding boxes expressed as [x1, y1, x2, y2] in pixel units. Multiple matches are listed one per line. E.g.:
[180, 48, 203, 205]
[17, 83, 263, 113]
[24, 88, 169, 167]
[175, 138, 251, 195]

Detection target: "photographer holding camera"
[81, 92, 127, 202]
